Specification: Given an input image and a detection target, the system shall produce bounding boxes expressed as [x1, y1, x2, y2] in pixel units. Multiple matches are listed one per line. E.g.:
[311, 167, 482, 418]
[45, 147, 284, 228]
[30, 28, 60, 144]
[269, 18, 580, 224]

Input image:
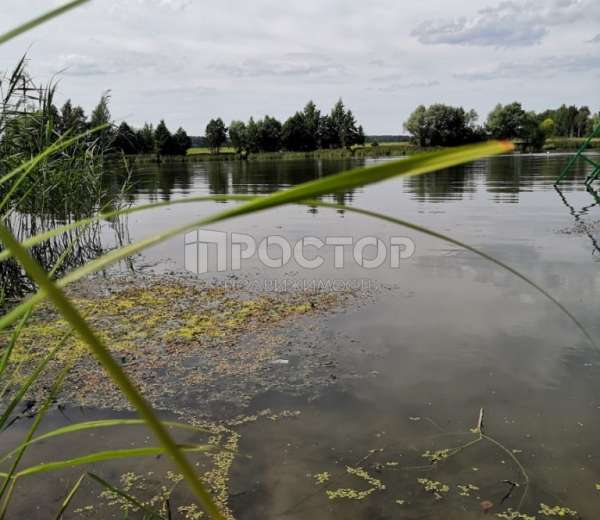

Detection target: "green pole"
[555, 122, 600, 185]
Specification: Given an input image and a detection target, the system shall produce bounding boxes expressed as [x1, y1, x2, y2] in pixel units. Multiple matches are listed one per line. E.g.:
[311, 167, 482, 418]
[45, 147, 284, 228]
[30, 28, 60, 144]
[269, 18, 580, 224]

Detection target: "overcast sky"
[1, 0, 599, 134]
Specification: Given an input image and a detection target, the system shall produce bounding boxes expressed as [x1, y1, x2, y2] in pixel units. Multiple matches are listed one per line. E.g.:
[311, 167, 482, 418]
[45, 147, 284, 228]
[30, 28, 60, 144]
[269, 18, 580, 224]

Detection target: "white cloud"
[412, 0, 598, 47]
[0, 0, 598, 133]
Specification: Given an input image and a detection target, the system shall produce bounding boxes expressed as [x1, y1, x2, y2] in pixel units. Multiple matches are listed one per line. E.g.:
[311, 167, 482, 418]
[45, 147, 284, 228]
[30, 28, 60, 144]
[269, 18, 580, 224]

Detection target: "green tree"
[540, 118, 555, 137]
[113, 122, 137, 154]
[405, 104, 480, 146]
[318, 114, 338, 149]
[154, 120, 174, 155]
[574, 106, 591, 137]
[228, 120, 247, 153]
[256, 116, 282, 152]
[205, 118, 228, 153]
[136, 123, 155, 154]
[282, 111, 311, 151]
[522, 112, 547, 151]
[404, 105, 428, 147]
[245, 117, 260, 153]
[303, 100, 321, 150]
[172, 127, 191, 155]
[58, 99, 87, 135]
[89, 92, 113, 146]
[485, 102, 528, 140]
[329, 99, 362, 148]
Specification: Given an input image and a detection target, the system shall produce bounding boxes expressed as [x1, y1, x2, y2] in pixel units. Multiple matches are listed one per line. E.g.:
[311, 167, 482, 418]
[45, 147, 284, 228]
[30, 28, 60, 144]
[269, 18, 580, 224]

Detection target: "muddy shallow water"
[2, 153, 600, 518]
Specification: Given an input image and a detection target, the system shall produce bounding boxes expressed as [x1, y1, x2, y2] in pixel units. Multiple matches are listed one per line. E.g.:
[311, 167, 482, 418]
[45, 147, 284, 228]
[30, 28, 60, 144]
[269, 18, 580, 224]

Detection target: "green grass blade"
[53, 473, 86, 520]
[0, 309, 31, 385]
[312, 202, 597, 350]
[0, 124, 109, 188]
[1, 191, 594, 349]
[0, 363, 71, 500]
[0, 0, 90, 46]
[0, 329, 73, 432]
[0, 224, 225, 520]
[1, 444, 211, 479]
[0, 478, 16, 520]
[0, 419, 212, 465]
[86, 472, 165, 520]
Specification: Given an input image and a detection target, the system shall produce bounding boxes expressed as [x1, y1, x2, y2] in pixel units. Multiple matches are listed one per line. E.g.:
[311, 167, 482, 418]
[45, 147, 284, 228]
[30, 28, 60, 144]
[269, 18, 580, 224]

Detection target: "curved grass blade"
[0, 225, 225, 520]
[1, 194, 594, 350]
[0, 363, 72, 500]
[0, 328, 73, 432]
[0, 0, 90, 46]
[0, 419, 213, 465]
[0, 237, 80, 401]
[53, 473, 86, 520]
[0, 142, 513, 329]
[0, 478, 15, 520]
[0, 444, 211, 479]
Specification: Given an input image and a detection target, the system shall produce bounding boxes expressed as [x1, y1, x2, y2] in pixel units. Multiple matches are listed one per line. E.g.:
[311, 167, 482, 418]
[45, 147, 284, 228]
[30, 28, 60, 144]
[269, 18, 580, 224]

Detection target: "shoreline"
[125, 137, 600, 164]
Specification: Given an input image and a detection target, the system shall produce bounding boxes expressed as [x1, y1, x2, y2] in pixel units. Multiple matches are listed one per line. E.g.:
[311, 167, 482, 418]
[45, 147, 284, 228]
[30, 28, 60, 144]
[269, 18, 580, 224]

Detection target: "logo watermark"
[184, 230, 415, 275]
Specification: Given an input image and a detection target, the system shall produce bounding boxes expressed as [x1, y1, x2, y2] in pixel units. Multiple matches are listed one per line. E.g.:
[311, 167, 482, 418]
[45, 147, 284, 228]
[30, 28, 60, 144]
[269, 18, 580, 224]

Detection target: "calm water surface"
[6, 154, 600, 518]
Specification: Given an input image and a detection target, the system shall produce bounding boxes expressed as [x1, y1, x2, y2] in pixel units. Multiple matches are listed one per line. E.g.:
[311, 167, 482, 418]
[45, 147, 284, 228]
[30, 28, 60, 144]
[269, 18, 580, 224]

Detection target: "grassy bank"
[545, 137, 600, 150]
[186, 142, 418, 161]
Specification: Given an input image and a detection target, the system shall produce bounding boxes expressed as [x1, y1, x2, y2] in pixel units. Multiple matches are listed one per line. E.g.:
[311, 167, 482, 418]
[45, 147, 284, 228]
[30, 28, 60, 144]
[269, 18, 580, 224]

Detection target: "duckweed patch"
[2, 275, 347, 415]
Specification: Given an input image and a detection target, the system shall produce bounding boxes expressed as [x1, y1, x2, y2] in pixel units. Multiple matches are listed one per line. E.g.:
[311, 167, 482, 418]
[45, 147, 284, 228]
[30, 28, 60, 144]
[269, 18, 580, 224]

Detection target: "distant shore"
[126, 137, 600, 164]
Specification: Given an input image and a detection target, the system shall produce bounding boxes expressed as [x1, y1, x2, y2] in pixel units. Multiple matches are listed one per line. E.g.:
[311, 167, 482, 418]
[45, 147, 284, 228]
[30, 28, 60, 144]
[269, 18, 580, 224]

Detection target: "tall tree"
[113, 122, 137, 154]
[228, 120, 247, 153]
[282, 111, 311, 151]
[485, 102, 528, 140]
[245, 117, 260, 153]
[256, 116, 282, 152]
[406, 104, 480, 146]
[154, 119, 174, 155]
[136, 123, 155, 154]
[58, 99, 87, 135]
[172, 127, 191, 155]
[89, 92, 113, 146]
[205, 118, 228, 153]
[303, 100, 321, 150]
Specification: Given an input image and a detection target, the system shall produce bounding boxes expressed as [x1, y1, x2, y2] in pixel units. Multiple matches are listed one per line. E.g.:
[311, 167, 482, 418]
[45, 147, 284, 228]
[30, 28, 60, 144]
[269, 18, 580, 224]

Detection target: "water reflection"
[126, 154, 598, 205]
[555, 186, 600, 258]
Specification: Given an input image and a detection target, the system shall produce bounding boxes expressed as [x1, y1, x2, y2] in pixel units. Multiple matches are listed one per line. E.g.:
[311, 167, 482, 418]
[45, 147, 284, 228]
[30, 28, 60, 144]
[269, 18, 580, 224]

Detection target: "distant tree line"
[205, 99, 365, 154]
[25, 94, 193, 157]
[405, 102, 600, 150]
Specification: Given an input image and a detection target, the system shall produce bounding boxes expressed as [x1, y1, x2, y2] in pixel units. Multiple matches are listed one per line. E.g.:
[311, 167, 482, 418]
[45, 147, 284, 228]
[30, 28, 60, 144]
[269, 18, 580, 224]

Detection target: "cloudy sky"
[1, 0, 599, 134]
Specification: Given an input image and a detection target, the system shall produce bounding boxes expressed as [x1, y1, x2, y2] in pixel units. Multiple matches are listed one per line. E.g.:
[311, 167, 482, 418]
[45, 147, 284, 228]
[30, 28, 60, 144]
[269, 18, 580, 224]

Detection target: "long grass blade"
[0, 444, 210, 479]
[0, 0, 90, 46]
[0, 329, 73, 432]
[53, 473, 86, 520]
[0, 419, 212, 465]
[1, 194, 594, 349]
[0, 363, 71, 500]
[0, 225, 225, 520]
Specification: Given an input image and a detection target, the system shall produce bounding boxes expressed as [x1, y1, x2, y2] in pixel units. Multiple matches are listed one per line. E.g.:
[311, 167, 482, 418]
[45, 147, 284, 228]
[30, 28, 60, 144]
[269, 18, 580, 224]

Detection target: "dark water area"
[3, 153, 600, 518]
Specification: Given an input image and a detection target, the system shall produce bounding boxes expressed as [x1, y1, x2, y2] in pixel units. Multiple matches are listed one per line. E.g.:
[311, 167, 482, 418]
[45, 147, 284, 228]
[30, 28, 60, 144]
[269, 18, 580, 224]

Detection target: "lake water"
[4, 153, 600, 518]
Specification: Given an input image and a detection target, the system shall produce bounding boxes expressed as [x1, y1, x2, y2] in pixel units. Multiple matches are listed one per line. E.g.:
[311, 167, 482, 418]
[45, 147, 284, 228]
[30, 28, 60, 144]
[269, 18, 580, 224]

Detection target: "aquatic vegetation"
[497, 510, 536, 520]
[314, 472, 330, 484]
[538, 503, 579, 517]
[417, 478, 450, 500]
[422, 448, 452, 463]
[457, 483, 479, 497]
[325, 466, 385, 501]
